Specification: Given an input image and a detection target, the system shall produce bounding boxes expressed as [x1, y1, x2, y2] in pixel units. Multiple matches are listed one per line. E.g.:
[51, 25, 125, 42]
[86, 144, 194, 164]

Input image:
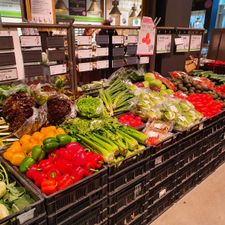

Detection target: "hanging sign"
[137, 17, 156, 55]
[156, 34, 172, 54]
[176, 35, 190, 52]
[190, 35, 202, 52]
[26, 0, 56, 24]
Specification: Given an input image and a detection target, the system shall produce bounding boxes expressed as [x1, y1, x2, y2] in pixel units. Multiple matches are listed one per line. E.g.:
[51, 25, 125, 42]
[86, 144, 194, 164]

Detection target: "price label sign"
[50, 64, 67, 75]
[20, 36, 41, 47]
[156, 34, 172, 54]
[137, 17, 156, 55]
[176, 35, 190, 52]
[112, 36, 124, 44]
[96, 60, 109, 69]
[190, 35, 202, 52]
[78, 62, 93, 72]
[139, 57, 149, 64]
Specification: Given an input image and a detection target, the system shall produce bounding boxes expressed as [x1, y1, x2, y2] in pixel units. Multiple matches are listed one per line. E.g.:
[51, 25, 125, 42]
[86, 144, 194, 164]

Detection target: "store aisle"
[151, 163, 225, 225]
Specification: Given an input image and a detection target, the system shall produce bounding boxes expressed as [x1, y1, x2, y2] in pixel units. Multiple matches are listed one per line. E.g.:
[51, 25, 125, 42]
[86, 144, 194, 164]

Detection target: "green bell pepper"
[32, 145, 43, 161]
[56, 134, 72, 146]
[44, 142, 59, 153]
[43, 137, 58, 145]
[19, 157, 36, 173]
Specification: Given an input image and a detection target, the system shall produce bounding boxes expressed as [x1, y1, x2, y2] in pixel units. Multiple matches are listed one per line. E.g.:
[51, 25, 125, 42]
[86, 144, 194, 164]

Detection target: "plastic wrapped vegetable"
[47, 94, 76, 125]
[29, 83, 57, 105]
[76, 96, 104, 118]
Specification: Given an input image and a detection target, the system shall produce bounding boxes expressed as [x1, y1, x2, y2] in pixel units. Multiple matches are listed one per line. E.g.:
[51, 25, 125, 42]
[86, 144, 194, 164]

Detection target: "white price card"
[96, 48, 108, 57]
[139, 57, 150, 64]
[127, 36, 138, 44]
[159, 189, 167, 198]
[78, 62, 93, 72]
[76, 36, 92, 45]
[50, 64, 67, 75]
[0, 68, 18, 81]
[190, 35, 202, 52]
[96, 60, 109, 69]
[112, 36, 124, 44]
[20, 36, 41, 47]
[176, 35, 190, 52]
[77, 49, 92, 59]
[17, 208, 35, 224]
[156, 34, 172, 54]
[137, 17, 156, 55]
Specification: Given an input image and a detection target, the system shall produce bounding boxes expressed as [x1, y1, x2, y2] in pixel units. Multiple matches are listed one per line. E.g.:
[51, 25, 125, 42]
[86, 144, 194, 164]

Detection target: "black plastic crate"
[146, 190, 175, 224]
[108, 195, 146, 225]
[108, 174, 149, 216]
[0, 158, 46, 225]
[10, 161, 108, 217]
[108, 153, 149, 193]
[198, 159, 220, 182]
[177, 143, 202, 170]
[176, 159, 200, 187]
[151, 174, 176, 204]
[47, 197, 108, 225]
[203, 111, 225, 127]
[175, 173, 199, 201]
[151, 158, 178, 188]
[201, 143, 223, 167]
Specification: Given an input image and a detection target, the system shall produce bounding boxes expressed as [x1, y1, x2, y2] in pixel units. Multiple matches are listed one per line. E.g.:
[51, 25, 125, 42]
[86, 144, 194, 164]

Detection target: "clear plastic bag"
[47, 94, 76, 125]
[75, 95, 104, 118]
[29, 83, 57, 105]
[14, 105, 48, 138]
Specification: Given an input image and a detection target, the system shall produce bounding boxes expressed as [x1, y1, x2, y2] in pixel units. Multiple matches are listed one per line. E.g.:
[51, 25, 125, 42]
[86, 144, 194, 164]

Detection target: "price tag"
[199, 123, 204, 130]
[154, 123, 163, 129]
[20, 36, 41, 47]
[134, 184, 142, 199]
[76, 36, 92, 45]
[127, 36, 138, 44]
[96, 48, 108, 57]
[155, 156, 163, 165]
[178, 116, 186, 122]
[174, 37, 184, 46]
[156, 34, 172, 54]
[78, 62, 93, 72]
[50, 64, 67, 75]
[112, 36, 124, 44]
[0, 68, 18, 81]
[159, 188, 167, 198]
[17, 208, 35, 224]
[176, 35, 190, 52]
[77, 49, 92, 59]
[190, 35, 202, 51]
[148, 131, 159, 138]
[139, 57, 150, 64]
[96, 60, 109, 69]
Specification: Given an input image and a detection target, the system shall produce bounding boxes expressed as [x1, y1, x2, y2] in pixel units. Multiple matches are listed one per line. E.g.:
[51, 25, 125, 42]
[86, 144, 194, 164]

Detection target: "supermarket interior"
[0, 0, 225, 225]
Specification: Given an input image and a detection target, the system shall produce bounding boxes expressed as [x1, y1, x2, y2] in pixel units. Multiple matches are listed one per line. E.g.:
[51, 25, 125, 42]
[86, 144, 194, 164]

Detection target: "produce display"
[192, 70, 225, 84]
[187, 94, 223, 118]
[26, 142, 104, 195]
[3, 126, 66, 166]
[0, 66, 224, 220]
[171, 72, 225, 101]
[0, 163, 34, 219]
[118, 113, 144, 128]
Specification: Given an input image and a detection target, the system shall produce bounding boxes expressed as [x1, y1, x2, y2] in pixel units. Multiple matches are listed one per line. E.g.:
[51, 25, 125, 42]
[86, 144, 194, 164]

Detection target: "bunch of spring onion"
[99, 80, 134, 116]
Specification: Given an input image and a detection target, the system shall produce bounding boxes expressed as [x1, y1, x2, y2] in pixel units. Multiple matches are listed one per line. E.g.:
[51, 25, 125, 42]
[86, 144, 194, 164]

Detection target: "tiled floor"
[151, 163, 225, 225]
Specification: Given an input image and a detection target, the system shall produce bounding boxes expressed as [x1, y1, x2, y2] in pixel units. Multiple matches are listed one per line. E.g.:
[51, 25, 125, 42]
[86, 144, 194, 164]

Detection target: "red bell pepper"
[66, 142, 85, 154]
[47, 168, 61, 180]
[48, 150, 60, 162]
[54, 159, 73, 175]
[71, 166, 86, 182]
[34, 172, 47, 187]
[26, 164, 42, 180]
[57, 174, 74, 190]
[41, 179, 57, 195]
[38, 159, 55, 173]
